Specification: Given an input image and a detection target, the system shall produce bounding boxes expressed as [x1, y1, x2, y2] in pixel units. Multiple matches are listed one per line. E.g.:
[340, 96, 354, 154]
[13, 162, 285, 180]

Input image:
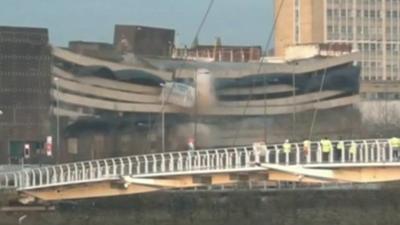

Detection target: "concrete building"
[0, 26, 52, 164]
[114, 25, 175, 57]
[275, 0, 400, 81]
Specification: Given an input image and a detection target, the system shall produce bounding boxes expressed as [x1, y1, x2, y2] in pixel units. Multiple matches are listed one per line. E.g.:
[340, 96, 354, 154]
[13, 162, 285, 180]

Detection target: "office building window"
[328, 9, 333, 17]
[357, 10, 362, 17]
[341, 9, 347, 17]
[370, 10, 376, 18]
[357, 26, 363, 34]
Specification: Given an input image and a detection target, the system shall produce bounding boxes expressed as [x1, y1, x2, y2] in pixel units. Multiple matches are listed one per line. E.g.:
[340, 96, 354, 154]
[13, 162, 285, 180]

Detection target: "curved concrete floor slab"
[52, 88, 359, 116]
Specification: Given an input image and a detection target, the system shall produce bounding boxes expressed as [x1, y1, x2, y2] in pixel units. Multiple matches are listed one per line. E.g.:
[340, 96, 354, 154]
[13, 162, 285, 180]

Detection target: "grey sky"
[1, 0, 273, 48]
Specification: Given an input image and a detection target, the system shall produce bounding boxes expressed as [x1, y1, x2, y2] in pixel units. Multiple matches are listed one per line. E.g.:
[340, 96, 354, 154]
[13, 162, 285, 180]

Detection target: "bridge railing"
[0, 139, 395, 191]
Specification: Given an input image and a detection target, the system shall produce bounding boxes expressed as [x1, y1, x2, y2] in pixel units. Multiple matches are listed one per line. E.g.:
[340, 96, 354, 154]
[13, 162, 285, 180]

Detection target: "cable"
[144, 0, 216, 152]
[194, 0, 215, 41]
[291, 63, 297, 141]
[232, 0, 287, 146]
[308, 49, 331, 139]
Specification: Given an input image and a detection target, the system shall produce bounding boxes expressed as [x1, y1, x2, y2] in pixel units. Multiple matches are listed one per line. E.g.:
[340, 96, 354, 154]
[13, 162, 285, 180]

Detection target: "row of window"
[327, 25, 400, 34]
[362, 74, 400, 81]
[327, 9, 400, 18]
[362, 92, 400, 100]
[357, 43, 400, 51]
[294, 0, 301, 44]
[329, 0, 400, 5]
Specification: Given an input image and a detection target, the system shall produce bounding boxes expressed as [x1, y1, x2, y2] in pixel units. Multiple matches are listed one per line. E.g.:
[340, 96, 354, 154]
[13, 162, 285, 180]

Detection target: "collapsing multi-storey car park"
[0, 25, 362, 164]
[51, 43, 362, 162]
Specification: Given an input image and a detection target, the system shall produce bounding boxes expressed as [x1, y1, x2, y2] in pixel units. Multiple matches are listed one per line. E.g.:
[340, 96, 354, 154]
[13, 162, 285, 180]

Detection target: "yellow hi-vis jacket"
[320, 139, 333, 153]
[349, 141, 357, 154]
[389, 137, 400, 148]
[283, 142, 291, 153]
[303, 140, 311, 149]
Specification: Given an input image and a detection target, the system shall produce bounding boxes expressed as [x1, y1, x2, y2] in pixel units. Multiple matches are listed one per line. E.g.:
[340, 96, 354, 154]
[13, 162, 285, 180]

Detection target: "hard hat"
[285, 139, 289, 143]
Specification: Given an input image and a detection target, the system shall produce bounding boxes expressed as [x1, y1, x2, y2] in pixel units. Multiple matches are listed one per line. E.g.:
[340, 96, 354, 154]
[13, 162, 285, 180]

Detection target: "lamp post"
[53, 77, 60, 158]
[160, 83, 165, 153]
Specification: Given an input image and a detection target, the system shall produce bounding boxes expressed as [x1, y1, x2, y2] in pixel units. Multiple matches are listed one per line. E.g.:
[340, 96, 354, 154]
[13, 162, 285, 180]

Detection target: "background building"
[0, 26, 52, 164]
[275, 0, 400, 81]
[114, 25, 175, 57]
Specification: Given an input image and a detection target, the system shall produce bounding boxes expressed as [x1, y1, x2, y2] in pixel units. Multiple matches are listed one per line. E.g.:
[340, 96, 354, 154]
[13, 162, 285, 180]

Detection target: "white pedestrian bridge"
[1, 138, 399, 202]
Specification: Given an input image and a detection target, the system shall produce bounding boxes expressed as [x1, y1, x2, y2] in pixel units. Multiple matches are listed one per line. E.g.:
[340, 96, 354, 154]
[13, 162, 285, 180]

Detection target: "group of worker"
[282, 137, 357, 162]
[280, 136, 400, 162]
[389, 137, 400, 159]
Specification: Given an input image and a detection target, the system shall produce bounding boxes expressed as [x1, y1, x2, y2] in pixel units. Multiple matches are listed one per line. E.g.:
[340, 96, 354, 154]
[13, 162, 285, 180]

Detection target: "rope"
[291, 64, 297, 140]
[144, 0, 216, 152]
[232, 0, 287, 146]
[308, 57, 330, 139]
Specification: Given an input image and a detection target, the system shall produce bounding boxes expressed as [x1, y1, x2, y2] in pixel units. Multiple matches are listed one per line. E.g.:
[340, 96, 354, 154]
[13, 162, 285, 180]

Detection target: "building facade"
[0, 26, 52, 164]
[173, 45, 262, 62]
[114, 25, 175, 57]
[275, 0, 400, 81]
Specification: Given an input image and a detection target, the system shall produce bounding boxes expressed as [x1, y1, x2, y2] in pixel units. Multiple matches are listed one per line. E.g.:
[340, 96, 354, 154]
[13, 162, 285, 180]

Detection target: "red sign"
[46, 136, 53, 156]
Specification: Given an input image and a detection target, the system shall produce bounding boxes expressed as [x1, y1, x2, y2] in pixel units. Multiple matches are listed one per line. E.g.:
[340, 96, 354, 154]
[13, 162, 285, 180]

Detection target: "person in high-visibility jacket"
[283, 139, 291, 163]
[349, 141, 357, 161]
[389, 137, 400, 160]
[320, 137, 333, 162]
[336, 138, 345, 162]
[283, 139, 291, 153]
[303, 139, 311, 161]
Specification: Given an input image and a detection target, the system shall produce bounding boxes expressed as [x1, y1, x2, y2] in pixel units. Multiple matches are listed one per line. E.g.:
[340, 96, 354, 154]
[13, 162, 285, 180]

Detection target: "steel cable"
[232, 0, 287, 146]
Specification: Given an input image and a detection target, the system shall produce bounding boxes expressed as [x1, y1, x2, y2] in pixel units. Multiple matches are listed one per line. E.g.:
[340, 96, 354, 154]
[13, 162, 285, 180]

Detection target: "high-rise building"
[275, 0, 400, 81]
[0, 26, 52, 164]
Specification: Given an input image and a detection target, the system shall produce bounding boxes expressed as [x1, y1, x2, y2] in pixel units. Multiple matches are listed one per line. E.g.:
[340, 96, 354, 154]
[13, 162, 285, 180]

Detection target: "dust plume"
[195, 68, 217, 113]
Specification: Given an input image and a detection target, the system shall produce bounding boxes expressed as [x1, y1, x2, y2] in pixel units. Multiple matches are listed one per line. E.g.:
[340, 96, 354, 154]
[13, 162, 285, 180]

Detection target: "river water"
[2, 189, 400, 225]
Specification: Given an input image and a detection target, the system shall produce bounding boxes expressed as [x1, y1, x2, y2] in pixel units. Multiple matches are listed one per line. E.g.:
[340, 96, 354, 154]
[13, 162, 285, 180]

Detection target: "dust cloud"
[195, 68, 217, 112]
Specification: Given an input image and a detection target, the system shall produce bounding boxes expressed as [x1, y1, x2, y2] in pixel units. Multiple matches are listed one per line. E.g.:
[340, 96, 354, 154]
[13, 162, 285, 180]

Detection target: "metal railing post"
[161, 154, 165, 172]
[38, 169, 43, 186]
[341, 143, 345, 163]
[59, 166, 65, 183]
[128, 157, 133, 175]
[364, 141, 369, 163]
[52, 167, 57, 183]
[274, 145, 280, 164]
[72, 163, 77, 181]
[215, 150, 220, 169]
[23, 170, 29, 188]
[187, 151, 192, 171]
[317, 143, 322, 163]
[67, 165, 71, 182]
[135, 156, 141, 174]
[178, 153, 183, 171]
[169, 153, 174, 172]
[196, 151, 201, 169]
[151, 155, 157, 173]
[88, 163, 94, 180]
[234, 148, 240, 168]
[120, 158, 125, 175]
[80, 162, 86, 180]
[144, 156, 150, 174]
[375, 140, 382, 162]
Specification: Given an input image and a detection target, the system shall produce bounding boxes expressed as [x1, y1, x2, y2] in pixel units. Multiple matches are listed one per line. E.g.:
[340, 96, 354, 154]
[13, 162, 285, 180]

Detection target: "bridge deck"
[0, 138, 398, 193]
